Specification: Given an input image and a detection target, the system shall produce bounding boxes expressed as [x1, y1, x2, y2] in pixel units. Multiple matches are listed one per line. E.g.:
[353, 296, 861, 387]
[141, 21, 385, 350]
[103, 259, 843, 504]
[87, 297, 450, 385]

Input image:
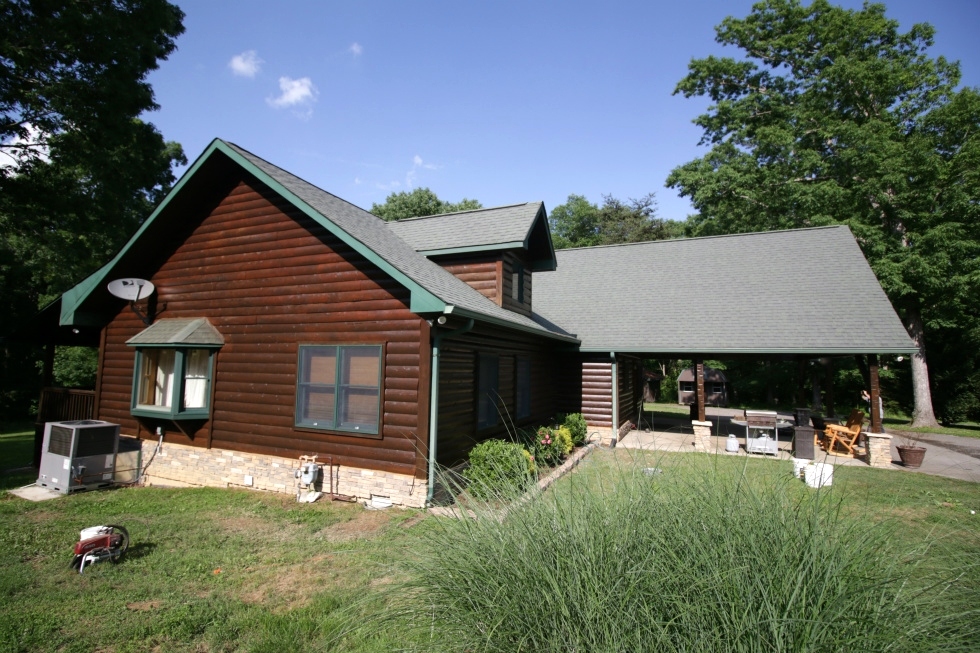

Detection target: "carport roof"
[533, 226, 917, 355]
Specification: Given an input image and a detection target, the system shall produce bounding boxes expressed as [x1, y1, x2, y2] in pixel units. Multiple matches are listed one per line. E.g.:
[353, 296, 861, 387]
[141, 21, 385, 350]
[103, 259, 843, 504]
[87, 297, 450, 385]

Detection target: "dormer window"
[512, 264, 525, 304]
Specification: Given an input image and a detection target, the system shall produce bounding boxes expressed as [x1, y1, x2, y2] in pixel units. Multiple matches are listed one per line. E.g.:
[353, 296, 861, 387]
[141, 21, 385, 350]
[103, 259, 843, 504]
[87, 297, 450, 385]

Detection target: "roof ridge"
[555, 225, 847, 253]
[224, 140, 381, 223]
[390, 201, 537, 222]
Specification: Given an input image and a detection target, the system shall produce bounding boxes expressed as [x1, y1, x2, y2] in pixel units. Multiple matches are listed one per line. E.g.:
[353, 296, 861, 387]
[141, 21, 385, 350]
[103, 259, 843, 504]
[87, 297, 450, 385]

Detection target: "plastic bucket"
[791, 458, 809, 479]
[804, 462, 833, 488]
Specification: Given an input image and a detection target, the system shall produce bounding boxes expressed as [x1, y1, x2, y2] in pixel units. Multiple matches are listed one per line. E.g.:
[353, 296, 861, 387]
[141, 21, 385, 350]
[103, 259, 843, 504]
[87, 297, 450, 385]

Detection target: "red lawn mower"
[70, 525, 130, 573]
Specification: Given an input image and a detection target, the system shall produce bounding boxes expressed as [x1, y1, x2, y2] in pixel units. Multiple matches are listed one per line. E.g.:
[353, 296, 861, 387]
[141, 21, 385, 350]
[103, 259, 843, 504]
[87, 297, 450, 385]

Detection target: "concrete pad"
[8, 484, 63, 502]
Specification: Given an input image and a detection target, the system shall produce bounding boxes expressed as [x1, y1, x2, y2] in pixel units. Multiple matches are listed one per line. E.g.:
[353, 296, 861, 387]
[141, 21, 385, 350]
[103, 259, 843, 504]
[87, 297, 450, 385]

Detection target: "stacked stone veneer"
[862, 432, 893, 468]
[692, 420, 713, 452]
[134, 438, 427, 508]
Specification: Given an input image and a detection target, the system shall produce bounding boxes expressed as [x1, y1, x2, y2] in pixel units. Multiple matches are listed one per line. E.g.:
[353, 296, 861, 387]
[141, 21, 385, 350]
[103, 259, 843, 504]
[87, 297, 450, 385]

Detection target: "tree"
[370, 187, 481, 221]
[548, 194, 601, 249]
[666, 0, 980, 426]
[549, 193, 669, 248]
[0, 0, 186, 418]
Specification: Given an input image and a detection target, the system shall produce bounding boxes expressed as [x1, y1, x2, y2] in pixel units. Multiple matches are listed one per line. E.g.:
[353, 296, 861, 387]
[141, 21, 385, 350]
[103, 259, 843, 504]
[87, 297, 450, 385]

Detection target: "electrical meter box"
[37, 420, 120, 494]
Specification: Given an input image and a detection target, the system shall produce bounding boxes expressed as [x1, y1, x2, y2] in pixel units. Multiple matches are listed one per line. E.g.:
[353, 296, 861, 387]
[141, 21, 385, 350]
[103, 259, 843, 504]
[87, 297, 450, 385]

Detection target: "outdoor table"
[729, 419, 794, 455]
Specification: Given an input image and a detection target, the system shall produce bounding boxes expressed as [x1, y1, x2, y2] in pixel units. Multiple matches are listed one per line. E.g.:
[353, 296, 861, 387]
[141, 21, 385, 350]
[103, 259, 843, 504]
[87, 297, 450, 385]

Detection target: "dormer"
[388, 202, 556, 318]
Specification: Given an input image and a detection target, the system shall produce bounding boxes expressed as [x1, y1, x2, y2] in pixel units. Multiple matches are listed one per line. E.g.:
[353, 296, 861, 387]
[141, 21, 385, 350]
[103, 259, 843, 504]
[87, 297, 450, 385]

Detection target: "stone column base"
[862, 432, 892, 468]
[692, 420, 713, 452]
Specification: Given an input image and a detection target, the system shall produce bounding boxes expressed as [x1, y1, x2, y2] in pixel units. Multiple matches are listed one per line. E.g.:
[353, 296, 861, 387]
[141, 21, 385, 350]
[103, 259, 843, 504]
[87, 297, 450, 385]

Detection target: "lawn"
[1, 424, 978, 651]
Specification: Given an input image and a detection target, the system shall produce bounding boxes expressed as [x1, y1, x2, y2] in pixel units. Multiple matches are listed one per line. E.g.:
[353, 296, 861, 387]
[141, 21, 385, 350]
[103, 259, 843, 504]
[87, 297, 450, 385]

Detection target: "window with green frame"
[131, 348, 215, 419]
[296, 344, 383, 436]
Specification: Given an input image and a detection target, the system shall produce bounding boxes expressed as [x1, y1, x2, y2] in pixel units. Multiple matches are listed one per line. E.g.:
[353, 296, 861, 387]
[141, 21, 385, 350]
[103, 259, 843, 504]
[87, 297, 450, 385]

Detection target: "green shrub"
[403, 455, 976, 652]
[462, 439, 535, 500]
[532, 426, 572, 467]
[562, 412, 588, 446]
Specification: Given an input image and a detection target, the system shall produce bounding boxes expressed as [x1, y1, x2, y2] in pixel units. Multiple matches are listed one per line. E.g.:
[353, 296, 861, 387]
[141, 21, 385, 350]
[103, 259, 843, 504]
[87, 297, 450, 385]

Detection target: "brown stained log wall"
[432, 251, 533, 317]
[437, 255, 501, 305]
[434, 322, 570, 467]
[96, 174, 427, 478]
[581, 357, 614, 429]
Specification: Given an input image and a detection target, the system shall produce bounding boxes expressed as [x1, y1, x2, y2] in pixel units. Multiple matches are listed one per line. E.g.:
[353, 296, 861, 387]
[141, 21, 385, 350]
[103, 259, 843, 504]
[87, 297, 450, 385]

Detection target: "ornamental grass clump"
[401, 453, 976, 652]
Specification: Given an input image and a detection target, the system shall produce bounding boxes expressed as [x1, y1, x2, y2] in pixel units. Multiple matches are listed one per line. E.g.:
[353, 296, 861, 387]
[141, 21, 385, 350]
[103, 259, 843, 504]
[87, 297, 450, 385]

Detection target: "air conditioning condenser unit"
[37, 420, 120, 494]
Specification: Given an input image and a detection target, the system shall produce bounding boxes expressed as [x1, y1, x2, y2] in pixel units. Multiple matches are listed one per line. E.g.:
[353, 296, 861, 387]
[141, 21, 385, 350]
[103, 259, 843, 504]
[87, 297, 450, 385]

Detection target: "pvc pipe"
[610, 352, 618, 439]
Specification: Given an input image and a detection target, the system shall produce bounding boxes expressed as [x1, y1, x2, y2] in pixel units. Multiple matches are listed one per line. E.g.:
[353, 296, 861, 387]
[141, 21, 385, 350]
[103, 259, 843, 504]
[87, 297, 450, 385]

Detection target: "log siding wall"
[96, 175, 427, 479]
[435, 323, 568, 467]
[433, 250, 533, 316]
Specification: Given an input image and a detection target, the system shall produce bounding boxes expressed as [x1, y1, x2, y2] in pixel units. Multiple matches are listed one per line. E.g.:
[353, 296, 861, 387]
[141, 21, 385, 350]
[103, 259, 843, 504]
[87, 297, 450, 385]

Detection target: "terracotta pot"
[897, 445, 927, 468]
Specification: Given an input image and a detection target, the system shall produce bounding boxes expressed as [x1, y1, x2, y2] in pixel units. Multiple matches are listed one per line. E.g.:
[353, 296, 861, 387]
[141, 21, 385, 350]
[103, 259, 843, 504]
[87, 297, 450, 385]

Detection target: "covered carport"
[533, 226, 918, 446]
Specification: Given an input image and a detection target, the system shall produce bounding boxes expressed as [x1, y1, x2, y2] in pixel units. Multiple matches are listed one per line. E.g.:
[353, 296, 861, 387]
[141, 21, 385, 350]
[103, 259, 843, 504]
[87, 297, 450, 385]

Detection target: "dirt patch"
[315, 508, 393, 542]
[126, 600, 163, 611]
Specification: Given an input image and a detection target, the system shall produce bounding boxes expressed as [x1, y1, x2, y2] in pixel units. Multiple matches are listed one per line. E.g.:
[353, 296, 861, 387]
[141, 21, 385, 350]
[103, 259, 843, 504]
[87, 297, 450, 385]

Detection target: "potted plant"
[896, 431, 927, 468]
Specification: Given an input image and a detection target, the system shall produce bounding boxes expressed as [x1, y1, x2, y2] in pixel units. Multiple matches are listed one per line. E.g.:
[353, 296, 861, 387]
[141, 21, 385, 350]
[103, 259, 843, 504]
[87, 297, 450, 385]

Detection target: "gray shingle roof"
[126, 318, 224, 347]
[533, 226, 916, 354]
[225, 142, 576, 342]
[388, 203, 542, 253]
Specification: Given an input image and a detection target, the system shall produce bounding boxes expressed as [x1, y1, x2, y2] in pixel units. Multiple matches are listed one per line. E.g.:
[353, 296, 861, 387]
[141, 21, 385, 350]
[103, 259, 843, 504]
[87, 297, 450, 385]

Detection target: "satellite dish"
[107, 278, 155, 302]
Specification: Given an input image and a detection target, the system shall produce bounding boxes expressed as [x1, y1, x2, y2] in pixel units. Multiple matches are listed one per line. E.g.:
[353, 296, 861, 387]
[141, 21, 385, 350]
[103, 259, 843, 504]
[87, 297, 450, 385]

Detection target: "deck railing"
[33, 387, 96, 466]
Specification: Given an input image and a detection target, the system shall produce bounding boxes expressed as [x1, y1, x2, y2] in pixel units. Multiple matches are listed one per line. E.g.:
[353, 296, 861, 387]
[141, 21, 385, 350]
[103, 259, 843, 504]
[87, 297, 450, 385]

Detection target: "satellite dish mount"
[107, 278, 156, 326]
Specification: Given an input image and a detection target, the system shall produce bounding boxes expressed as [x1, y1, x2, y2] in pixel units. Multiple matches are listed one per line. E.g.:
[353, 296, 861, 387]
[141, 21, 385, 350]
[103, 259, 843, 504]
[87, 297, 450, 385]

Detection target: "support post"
[694, 359, 706, 422]
[869, 354, 882, 433]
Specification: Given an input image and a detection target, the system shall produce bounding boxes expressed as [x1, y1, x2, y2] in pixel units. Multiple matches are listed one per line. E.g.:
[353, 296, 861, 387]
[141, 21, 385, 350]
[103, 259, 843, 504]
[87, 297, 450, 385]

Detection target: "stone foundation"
[129, 437, 427, 508]
[862, 432, 893, 468]
[692, 420, 713, 452]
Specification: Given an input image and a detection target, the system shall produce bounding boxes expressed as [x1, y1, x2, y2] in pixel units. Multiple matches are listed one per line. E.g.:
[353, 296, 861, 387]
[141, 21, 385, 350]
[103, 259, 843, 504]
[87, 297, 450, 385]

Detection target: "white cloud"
[406, 155, 439, 187]
[229, 50, 263, 77]
[267, 76, 318, 109]
[349, 42, 363, 56]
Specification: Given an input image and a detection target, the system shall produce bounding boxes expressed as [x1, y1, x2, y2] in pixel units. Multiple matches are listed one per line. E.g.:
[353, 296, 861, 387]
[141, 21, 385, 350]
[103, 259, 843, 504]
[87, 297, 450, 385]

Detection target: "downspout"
[610, 352, 619, 441]
[426, 318, 475, 505]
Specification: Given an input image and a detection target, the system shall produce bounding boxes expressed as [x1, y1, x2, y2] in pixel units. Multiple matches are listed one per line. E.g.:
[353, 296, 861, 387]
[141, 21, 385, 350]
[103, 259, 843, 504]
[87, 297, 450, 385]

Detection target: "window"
[516, 356, 531, 419]
[132, 348, 214, 419]
[511, 264, 525, 303]
[296, 345, 382, 436]
[680, 381, 695, 393]
[712, 383, 724, 394]
[477, 353, 499, 429]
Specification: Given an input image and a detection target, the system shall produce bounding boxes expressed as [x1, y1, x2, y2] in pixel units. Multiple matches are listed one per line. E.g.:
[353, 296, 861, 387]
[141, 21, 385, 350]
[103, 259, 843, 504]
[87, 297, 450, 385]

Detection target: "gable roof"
[387, 203, 557, 270]
[533, 226, 916, 355]
[55, 139, 577, 344]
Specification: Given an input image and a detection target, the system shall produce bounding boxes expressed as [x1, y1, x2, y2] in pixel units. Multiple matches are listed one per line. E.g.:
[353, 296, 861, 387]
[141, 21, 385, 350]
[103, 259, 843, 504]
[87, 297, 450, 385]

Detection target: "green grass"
[0, 422, 37, 491]
[2, 421, 978, 652]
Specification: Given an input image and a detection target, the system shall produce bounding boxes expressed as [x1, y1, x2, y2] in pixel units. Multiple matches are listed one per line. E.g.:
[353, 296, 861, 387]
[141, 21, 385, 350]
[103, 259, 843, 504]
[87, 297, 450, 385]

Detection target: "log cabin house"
[35, 139, 917, 506]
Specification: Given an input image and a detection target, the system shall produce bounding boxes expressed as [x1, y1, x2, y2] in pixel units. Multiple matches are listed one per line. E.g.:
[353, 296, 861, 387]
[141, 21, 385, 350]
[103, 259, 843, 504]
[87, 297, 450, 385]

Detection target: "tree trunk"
[904, 307, 939, 427]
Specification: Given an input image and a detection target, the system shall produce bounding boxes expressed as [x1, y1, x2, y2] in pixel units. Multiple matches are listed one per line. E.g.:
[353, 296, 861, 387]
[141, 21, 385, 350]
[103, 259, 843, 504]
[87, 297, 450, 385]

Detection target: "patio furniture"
[745, 410, 778, 455]
[823, 410, 865, 455]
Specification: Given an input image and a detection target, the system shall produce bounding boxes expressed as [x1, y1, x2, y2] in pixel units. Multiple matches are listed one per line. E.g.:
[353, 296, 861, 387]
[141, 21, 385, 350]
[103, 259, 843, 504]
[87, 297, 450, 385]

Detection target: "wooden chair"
[823, 410, 865, 455]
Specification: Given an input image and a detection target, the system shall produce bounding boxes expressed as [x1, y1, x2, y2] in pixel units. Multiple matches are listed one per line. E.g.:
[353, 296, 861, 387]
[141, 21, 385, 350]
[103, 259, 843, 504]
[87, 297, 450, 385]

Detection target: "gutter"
[426, 318, 475, 505]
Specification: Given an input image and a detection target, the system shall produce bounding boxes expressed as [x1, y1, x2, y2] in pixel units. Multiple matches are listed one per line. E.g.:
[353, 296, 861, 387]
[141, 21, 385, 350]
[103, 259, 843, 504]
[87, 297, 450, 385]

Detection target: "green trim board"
[57, 139, 448, 326]
[417, 241, 526, 257]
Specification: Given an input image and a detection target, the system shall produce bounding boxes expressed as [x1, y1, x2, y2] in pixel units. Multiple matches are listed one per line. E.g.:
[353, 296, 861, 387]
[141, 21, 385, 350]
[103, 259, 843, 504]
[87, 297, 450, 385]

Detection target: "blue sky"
[145, 0, 980, 222]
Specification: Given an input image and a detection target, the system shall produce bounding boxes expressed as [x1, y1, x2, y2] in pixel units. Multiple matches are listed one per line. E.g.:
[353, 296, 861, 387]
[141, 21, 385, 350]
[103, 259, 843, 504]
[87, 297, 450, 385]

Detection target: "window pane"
[305, 347, 337, 383]
[301, 387, 336, 425]
[183, 349, 210, 409]
[340, 387, 380, 432]
[343, 346, 380, 386]
[516, 357, 531, 419]
[139, 349, 175, 408]
[478, 354, 499, 429]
